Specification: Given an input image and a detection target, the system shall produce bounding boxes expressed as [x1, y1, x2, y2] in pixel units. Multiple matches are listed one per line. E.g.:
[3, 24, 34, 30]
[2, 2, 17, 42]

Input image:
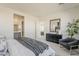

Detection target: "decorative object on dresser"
[46, 33, 62, 44]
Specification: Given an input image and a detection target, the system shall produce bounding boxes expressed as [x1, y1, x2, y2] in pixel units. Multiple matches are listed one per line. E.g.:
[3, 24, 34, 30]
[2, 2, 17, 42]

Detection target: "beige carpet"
[38, 39, 79, 56]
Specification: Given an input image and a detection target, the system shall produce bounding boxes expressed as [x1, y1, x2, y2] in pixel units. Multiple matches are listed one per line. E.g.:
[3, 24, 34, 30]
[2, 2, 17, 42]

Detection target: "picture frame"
[50, 18, 61, 33]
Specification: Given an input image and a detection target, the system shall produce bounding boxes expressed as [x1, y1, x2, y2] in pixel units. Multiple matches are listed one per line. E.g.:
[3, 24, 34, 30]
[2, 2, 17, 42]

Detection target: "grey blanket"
[16, 37, 48, 56]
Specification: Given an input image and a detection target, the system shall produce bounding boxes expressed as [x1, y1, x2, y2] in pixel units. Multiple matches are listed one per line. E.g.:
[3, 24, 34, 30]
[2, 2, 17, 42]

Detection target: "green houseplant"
[66, 19, 79, 38]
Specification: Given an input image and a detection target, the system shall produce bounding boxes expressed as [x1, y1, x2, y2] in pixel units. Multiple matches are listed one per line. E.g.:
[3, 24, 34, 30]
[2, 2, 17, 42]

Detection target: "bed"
[0, 35, 55, 56]
[7, 38, 55, 56]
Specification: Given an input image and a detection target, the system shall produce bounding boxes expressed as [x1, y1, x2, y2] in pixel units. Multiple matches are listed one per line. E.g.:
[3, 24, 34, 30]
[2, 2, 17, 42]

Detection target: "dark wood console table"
[46, 33, 62, 43]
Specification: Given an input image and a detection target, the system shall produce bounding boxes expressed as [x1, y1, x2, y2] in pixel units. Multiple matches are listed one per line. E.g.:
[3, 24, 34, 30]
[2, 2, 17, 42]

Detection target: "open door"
[13, 14, 24, 39]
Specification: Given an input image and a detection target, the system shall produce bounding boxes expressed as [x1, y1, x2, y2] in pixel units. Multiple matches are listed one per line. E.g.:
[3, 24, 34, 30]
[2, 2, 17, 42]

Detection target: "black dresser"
[46, 33, 62, 43]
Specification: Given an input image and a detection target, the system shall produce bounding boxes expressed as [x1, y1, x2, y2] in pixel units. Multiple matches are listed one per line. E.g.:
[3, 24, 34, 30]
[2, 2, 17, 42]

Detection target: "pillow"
[0, 35, 5, 39]
[0, 35, 8, 55]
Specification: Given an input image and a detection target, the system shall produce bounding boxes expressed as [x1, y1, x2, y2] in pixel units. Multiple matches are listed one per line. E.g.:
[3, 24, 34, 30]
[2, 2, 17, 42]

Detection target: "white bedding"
[7, 39, 55, 56]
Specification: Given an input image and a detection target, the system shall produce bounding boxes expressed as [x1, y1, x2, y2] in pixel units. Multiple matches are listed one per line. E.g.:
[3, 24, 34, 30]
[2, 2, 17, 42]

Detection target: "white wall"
[37, 6, 79, 40]
[36, 19, 44, 40]
[0, 7, 39, 39]
[1, 6, 79, 40]
[0, 7, 13, 39]
[24, 15, 38, 39]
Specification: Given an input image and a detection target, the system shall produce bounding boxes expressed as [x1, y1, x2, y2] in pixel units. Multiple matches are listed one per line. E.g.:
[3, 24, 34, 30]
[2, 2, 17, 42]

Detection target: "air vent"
[58, 3, 64, 5]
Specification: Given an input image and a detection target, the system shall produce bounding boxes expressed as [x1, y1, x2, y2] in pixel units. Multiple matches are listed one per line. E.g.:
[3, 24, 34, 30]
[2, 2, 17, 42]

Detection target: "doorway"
[13, 14, 24, 39]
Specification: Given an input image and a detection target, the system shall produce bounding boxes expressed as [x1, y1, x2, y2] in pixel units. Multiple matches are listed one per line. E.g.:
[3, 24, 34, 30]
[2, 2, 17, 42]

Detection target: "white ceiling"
[0, 3, 79, 17]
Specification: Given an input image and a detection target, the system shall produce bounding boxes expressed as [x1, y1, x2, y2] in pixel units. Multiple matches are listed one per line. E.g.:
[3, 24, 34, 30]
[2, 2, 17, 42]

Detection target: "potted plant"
[66, 19, 79, 39]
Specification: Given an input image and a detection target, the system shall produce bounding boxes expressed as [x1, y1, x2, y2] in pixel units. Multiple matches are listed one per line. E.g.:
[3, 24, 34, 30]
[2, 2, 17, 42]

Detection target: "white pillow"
[0, 40, 6, 50]
[0, 35, 7, 55]
[0, 35, 5, 39]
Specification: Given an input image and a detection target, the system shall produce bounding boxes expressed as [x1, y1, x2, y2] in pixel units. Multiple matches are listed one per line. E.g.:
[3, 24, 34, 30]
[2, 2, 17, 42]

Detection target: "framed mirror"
[50, 18, 61, 33]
